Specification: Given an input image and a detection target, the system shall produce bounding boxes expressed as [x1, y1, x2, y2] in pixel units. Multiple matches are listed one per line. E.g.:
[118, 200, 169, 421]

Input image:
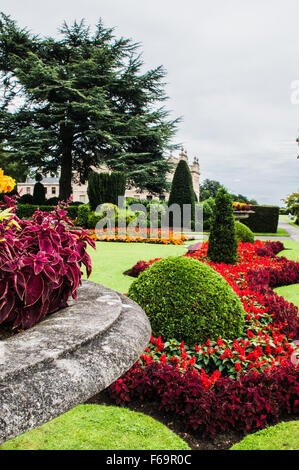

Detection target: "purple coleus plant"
[0, 196, 96, 329]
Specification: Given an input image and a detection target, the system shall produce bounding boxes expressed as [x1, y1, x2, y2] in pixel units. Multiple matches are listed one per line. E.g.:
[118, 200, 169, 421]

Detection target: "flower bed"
[107, 240, 299, 435]
[88, 228, 188, 245]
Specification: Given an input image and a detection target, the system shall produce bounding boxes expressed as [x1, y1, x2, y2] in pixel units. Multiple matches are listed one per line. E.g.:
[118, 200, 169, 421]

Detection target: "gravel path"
[278, 219, 299, 242]
[185, 219, 299, 242]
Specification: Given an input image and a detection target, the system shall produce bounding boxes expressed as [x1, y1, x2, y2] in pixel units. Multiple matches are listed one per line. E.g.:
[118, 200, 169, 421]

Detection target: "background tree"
[207, 188, 238, 264]
[200, 179, 225, 201]
[248, 199, 258, 205]
[0, 143, 28, 182]
[0, 14, 179, 200]
[283, 189, 299, 223]
[168, 159, 195, 227]
[230, 193, 249, 204]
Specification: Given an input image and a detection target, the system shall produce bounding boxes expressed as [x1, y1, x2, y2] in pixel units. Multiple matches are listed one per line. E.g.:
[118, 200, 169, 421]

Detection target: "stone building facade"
[17, 149, 200, 203]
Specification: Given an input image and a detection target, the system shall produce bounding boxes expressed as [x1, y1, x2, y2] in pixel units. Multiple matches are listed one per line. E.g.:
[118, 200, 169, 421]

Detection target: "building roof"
[20, 177, 60, 184]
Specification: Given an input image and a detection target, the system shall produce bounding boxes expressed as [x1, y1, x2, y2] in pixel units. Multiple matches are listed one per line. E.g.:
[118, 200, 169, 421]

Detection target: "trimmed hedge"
[87, 171, 126, 211]
[207, 188, 238, 264]
[235, 221, 254, 243]
[77, 204, 90, 228]
[242, 205, 279, 233]
[168, 159, 195, 226]
[128, 256, 245, 345]
[33, 181, 46, 205]
[16, 204, 80, 220]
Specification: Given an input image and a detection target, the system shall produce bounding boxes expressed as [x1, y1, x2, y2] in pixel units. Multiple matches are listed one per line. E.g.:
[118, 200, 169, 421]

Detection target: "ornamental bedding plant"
[108, 240, 299, 435]
[0, 196, 95, 329]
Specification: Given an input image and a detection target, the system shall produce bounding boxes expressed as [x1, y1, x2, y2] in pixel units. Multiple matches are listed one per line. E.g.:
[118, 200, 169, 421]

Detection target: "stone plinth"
[0, 280, 151, 444]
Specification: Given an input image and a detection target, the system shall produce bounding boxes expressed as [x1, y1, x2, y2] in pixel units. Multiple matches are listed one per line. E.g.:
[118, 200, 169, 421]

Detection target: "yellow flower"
[0, 168, 16, 193]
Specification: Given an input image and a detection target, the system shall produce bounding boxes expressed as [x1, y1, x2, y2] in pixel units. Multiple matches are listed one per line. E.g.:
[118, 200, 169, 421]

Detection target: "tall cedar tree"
[0, 143, 28, 182]
[207, 188, 238, 264]
[168, 159, 195, 227]
[0, 14, 179, 200]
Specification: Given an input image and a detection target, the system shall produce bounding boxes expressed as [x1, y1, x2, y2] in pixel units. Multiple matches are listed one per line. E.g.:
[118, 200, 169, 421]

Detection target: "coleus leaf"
[24, 275, 44, 306]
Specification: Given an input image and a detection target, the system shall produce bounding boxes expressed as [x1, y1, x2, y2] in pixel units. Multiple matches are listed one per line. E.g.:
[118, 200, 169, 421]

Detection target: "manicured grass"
[85, 241, 190, 292]
[277, 239, 299, 261]
[274, 284, 299, 308]
[254, 227, 290, 237]
[85, 238, 298, 293]
[230, 421, 299, 450]
[0, 405, 190, 451]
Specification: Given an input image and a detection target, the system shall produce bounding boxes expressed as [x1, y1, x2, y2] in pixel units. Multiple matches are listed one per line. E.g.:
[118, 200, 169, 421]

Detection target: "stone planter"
[233, 210, 255, 221]
[0, 280, 151, 445]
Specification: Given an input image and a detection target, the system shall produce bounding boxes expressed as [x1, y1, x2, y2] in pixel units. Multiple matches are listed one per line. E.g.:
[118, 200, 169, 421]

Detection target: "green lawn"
[0, 405, 190, 451]
[231, 421, 299, 450]
[277, 239, 299, 261]
[85, 237, 299, 293]
[85, 241, 190, 293]
[254, 227, 290, 237]
[274, 284, 299, 308]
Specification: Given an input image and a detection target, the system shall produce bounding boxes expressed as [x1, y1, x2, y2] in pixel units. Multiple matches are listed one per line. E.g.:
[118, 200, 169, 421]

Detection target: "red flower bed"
[108, 240, 299, 434]
[108, 361, 298, 436]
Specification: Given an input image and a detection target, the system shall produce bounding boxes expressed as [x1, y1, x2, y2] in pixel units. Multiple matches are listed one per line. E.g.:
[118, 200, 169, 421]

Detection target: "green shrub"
[66, 205, 80, 220]
[202, 200, 214, 231]
[87, 211, 102, 229]
[85, 205, 137, 230]
[242, 205, 279, 233]
[128, 256, 245, 345]
[45, 197, 60, 206]
[16, 204, 79, 220]
[77, 204, 90, 228]
[168, 160, 195, 226]
[87, 171, 126, 211]
[207, 188, 238, 264]
[18, 193, 34, 204]
[235, 221, 254, 243]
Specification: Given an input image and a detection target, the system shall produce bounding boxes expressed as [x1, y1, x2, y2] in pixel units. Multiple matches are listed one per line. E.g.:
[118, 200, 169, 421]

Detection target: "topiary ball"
[235, 221, 254, 243]
[128, 256, 245, 345]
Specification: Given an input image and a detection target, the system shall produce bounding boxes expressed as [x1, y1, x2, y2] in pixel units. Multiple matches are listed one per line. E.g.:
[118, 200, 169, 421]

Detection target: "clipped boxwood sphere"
[235, 221, 254, 243]
[128, 256, 245, 345]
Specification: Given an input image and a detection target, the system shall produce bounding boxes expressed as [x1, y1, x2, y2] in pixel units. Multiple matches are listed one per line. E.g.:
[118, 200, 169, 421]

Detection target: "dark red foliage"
[253, 286, 299, 339]
[254, 241, 285, 257]
[123, 260, 151, 278]
[0, 198, 95, 329]
[124, 258, 162, 277]
[108, 361, 299, 436]
[247, 260, 299, 289]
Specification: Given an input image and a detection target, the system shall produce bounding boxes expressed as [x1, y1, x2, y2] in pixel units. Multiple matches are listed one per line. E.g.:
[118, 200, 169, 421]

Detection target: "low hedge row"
[16, 204, 80, 220]
[243, 205, 279, 233]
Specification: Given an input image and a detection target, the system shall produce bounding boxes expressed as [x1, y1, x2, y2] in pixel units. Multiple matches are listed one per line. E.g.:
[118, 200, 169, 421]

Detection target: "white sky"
[1, 0, 299, 204]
